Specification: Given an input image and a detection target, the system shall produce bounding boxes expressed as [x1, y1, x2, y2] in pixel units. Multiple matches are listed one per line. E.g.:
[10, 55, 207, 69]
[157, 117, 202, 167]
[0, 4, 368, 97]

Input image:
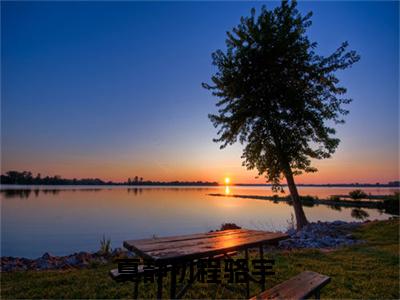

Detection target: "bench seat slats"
[251, 271, 331, 300]
[109, 265, 145, 281]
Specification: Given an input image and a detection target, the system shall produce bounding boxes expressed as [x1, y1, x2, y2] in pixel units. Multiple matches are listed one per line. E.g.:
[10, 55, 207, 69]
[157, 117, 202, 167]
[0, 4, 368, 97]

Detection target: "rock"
[0, 250, 102, 272]
[75, 252, 93, 267]
[64, 255, 79, 266]
[36, 258, 52, 270]
[286, 228, 296, 236]
[280, 220, 362, 250]
[97, 257, 108, 264]
[41, 252, 52, 260]
[125, 251, 136, 258]
[331, 220, 346, 226]
[111, 247, 124, 257]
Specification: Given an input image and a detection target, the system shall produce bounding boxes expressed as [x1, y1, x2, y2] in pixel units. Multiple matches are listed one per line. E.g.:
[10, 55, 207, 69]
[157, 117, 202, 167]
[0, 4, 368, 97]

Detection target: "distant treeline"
[0, 171, 218, 186]
[0, 170, 398, 187]
[0, 171, 111, 185]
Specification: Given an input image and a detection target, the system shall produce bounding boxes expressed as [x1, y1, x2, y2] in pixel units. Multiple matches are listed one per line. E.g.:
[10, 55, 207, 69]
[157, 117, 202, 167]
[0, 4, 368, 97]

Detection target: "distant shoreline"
[209, 192, 399, 216]
[1, 183, 399, 188]
[1, 171, 399, 187]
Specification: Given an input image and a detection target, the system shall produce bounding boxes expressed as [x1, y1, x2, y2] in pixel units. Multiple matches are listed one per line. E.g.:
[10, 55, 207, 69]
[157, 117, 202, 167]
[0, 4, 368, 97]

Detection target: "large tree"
[203, 1, 360, 230]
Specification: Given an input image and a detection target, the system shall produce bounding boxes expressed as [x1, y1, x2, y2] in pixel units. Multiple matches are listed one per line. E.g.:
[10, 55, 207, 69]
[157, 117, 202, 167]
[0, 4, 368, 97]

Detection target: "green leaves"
[203, 1, 360, 189]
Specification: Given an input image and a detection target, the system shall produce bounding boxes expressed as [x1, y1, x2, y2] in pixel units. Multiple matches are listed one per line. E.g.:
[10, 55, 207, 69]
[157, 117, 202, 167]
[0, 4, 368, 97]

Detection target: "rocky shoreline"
[1, 248, 134, 272]
[279, 220, 362, 249]
[1, 220, 369, 272]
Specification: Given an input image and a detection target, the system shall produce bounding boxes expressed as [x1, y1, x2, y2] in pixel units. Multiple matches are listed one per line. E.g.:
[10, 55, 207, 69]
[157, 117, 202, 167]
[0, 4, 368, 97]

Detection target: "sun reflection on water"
[225, 186, 230, 195]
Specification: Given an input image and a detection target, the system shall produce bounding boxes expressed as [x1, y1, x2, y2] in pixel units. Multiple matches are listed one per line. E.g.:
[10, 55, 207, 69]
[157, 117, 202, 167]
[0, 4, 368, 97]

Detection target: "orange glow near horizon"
[2, 151, 398, 184]
[2, 163, 397, 185]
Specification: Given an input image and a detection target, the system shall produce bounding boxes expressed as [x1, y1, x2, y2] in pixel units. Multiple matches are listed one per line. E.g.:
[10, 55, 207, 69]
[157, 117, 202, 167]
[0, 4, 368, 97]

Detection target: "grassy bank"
[1, 219, 399, 299]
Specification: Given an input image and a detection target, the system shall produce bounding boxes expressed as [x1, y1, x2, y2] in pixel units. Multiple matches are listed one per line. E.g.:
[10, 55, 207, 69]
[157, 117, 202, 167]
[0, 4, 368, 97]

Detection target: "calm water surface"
[1, 185, 397, 258]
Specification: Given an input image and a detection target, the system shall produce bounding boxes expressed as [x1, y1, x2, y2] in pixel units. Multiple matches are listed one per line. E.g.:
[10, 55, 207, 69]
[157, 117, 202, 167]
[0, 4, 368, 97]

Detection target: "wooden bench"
[250, 271, 331, 300]
[109, 265, 145, 282]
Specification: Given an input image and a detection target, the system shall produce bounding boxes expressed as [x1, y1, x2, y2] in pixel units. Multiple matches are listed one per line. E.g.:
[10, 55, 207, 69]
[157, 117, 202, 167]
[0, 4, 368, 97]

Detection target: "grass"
[99, 234, 112, 257]
[1, 219, 399, 299]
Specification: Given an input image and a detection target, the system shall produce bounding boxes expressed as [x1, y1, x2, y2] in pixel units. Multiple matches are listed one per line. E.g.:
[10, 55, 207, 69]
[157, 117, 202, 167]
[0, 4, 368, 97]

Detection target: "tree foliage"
[203, 1, 360, 191]
[349, 189, 368, 200]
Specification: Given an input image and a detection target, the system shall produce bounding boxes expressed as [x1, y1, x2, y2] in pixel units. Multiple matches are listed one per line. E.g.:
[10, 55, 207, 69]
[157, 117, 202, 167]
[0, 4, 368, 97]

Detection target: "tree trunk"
[284, 168, 308, 230]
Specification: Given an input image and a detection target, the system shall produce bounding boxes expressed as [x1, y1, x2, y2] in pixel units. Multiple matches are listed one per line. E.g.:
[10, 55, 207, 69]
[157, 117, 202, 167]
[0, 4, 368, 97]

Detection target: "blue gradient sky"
[1, 1, 399, 183]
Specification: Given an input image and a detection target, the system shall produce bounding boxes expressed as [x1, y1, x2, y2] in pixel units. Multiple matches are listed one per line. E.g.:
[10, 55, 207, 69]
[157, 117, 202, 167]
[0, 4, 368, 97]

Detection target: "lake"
[1, 185, 397, 258]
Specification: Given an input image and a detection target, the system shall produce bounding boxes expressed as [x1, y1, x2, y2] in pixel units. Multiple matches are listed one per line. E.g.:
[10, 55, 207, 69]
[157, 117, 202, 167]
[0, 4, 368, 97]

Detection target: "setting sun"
[224, 177, 230, 185]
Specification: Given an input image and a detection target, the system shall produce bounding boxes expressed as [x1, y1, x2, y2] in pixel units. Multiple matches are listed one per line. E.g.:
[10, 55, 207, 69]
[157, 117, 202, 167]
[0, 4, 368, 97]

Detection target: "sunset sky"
[2, 1, 399, 184]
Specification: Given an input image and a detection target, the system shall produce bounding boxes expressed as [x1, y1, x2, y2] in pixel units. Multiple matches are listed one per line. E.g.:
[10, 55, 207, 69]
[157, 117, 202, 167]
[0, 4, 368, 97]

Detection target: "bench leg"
[176, 266, 199, 299]
[179, 262, 187, 283]
[133, 280, 139, 299]
[245, 249, 250, 298]
[315, 289, 321, 299]
[157, 267, 163, 299]
[170, 264, 177, 299]
[259, 244, 266, 291]
[189, 261, 194, 281]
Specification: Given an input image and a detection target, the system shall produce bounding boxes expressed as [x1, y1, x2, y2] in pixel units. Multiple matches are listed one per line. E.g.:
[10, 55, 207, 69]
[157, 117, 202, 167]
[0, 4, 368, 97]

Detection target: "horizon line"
[0, 170, 399, 187]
